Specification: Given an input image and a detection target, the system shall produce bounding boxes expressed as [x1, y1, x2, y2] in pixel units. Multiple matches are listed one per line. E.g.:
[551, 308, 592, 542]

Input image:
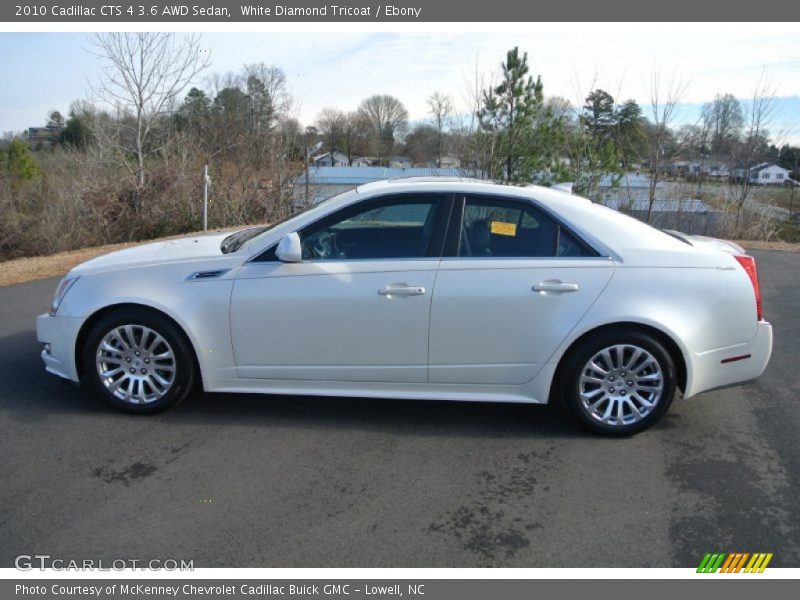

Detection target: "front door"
[230, 193, 452, 383]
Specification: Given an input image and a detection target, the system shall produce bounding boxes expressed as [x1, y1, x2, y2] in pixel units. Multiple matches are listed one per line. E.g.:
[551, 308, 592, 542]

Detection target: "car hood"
[70, 233, 235, 275]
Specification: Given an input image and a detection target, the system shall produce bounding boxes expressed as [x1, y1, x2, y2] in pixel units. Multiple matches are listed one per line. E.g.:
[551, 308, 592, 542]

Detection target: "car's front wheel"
[82, 308, 196, 414]
[559, 330, 676, 436]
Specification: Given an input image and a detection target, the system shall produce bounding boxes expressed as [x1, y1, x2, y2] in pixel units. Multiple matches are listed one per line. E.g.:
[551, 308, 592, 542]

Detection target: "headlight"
[49, 276, 79, 316]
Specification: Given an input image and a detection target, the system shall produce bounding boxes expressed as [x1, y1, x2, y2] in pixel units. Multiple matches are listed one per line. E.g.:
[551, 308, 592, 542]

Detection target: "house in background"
[27, 125, 62, 146]
[310, 150, 348, 167]
[734, 163, 791, 184]
[310, 150, 370, 168]
[388, 156, 413, 169]
[708, 165, 731, 179]
[426, 154, 462, 169]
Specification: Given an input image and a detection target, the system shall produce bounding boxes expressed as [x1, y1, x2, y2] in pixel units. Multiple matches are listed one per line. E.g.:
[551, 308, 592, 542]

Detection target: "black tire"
[82, 307, 197, 414]
[559, 329, 676, 436]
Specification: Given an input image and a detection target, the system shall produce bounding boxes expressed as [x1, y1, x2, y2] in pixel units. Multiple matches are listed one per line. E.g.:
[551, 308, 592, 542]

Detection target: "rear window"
[459, 198, 595, 258]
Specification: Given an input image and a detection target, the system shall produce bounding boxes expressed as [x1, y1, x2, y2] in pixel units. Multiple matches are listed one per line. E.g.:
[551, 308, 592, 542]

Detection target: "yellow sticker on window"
[490, 221, 517, 236]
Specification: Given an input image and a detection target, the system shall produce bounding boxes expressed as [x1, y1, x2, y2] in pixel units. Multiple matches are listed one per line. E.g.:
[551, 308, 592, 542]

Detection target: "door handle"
[532, 280, 579, 293]
[378, 285, 426, 297]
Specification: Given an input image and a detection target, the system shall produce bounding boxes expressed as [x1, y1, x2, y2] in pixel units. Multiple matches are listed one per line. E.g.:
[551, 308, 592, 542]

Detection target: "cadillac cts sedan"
[36, 178, 773, 435]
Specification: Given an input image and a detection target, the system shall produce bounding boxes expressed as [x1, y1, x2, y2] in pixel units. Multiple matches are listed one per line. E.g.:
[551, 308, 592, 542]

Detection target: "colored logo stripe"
[697, 553, 726, 573]
[745, 553, 773, 573]
[697, 552, 773, 573]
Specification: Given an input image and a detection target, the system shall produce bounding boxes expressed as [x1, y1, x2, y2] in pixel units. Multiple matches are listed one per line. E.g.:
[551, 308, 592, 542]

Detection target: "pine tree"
[4, 140, 40, 189]
[477, 47, 546, 182]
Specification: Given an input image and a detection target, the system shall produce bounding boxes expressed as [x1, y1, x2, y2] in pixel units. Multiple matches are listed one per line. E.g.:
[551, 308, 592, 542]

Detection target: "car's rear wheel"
[82, 308, 196, 414]
[559, 330, 676, 436]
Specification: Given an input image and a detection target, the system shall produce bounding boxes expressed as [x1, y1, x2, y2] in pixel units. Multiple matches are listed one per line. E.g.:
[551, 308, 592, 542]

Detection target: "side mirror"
[275, 232, 302, 263]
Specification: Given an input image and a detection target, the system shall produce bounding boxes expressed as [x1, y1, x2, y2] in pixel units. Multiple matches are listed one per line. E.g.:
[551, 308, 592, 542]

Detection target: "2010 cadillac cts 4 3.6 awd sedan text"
[36, 179, 773, 435]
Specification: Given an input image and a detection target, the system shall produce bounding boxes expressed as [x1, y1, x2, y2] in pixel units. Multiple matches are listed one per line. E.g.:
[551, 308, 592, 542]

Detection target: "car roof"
[355, 177, 590, 206]
[352, 178, 696, 263]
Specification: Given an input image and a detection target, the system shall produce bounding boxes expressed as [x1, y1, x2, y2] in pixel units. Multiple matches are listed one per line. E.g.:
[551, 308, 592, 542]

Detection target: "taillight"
[734, 255, 763, 321]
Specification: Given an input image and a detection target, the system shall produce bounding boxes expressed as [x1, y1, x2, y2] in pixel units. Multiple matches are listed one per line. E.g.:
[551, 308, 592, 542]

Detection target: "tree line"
[0, 34, 796, 260]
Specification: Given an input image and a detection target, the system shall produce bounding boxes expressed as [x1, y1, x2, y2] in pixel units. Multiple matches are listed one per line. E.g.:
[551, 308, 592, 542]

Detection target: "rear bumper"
[685, 320, 773, 397]
[36, 313, 84, 382]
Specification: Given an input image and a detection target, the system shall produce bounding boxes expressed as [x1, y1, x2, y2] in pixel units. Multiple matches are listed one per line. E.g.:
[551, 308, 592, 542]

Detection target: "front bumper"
[36, 313, 85, 382]
[686, 320, 773, 397]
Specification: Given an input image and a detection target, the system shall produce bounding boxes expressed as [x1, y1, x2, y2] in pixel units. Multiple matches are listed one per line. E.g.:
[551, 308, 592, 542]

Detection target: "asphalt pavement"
[1, 250, 798, 568]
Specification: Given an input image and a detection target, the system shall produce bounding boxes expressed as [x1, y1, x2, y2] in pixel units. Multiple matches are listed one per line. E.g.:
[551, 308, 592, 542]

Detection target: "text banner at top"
[2, 0, 795, 22]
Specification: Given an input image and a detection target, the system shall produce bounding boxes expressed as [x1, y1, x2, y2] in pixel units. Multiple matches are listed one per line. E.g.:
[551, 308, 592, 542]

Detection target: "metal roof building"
[297, 166, 483, 186]
[293, 166, 485, 205]
[603, 197, 717, 214]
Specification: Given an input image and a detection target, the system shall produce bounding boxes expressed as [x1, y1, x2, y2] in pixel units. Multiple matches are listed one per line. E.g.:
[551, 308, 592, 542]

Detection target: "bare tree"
[316, 108, 347, 160]
[454, 57, 495, 177]
[427, 92, 453, 166]
[243, 63, 292, 117]
[341, 111, 371, 165]
[90, 33, 210, 191]
[702, 93, 744, 158]
[645, 70, 687, 223]
[356, 94, 409, 163]
[730, 72, 778, 230]
[677, 120, 711, 196]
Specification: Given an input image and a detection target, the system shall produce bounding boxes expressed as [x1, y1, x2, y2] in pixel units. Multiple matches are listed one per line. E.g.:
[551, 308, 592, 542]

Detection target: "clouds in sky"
[1, 29, 798, 141]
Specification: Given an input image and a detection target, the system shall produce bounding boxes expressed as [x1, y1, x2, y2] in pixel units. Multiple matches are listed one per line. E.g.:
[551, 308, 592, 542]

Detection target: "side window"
[301, 197, 442, 260]
[458, 197, 593, 258]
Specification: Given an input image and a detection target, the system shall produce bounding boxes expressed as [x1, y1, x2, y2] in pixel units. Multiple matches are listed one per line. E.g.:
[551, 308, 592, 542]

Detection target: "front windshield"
[237, 188, 359, 251]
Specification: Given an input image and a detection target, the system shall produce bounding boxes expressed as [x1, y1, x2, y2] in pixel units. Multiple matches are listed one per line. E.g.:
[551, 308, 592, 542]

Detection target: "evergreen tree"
[4, 139, 40, 188]
[478, 47, 546, 182]
[245, 75, 275, 134]
[583, 89, 616, 141]
[176, 87, 211, 134]
[61, 103, 95, 149]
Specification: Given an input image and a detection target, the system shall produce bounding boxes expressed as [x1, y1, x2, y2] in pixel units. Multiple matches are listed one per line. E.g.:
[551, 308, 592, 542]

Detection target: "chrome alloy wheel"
[578, 344, 664, 427]
[95, 324, 177, 404]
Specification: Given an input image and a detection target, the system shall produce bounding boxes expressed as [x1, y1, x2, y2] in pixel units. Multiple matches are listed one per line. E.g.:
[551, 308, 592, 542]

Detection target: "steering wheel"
[302, 231, 343, 260]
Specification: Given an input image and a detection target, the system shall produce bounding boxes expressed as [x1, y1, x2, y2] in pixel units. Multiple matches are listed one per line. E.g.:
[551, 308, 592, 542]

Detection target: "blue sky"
[1, 31, 798, 143]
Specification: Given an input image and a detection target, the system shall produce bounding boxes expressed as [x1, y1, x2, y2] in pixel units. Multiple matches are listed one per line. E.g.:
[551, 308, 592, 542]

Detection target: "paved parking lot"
[1, 250, 798, 567]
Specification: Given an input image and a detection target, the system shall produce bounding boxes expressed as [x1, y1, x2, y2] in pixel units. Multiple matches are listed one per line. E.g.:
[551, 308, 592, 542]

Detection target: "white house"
[388, 156, 413, 169]
[310, 150, 349, 167]
[426, 154, 462, 169]
[734, 163, 791, 185]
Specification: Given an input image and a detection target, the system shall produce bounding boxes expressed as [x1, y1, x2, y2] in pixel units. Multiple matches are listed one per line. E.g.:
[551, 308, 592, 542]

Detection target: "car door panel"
[429, 260, 613, 384]
[231, 260, 438, 382]
[229, 193, 452, 384]
[429, 192, 615, 386]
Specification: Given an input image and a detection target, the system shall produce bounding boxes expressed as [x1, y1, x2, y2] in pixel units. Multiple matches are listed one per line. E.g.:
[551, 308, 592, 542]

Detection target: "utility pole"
[792, 156, 798, 218]
[304, 146, 310, 207]
[203, 165, 210, 233]
[304, 140, 323, 207]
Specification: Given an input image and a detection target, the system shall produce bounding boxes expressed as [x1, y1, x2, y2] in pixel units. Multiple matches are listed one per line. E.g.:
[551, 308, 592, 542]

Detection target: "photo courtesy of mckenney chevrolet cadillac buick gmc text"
[36, 178, 772, 435]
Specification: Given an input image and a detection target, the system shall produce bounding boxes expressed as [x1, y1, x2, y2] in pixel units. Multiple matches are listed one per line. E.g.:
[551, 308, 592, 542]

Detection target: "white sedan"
[36, 178, 773, 435]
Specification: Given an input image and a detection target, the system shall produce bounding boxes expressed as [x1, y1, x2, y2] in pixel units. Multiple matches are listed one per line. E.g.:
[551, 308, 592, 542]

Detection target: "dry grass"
[1, 233, 797, 288]
[0, 242, 140, 287]
[0, 227, 237, 288]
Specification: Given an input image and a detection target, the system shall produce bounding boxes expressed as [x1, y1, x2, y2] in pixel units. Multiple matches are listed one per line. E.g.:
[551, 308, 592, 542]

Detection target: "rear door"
[428, 194, 614, 385]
